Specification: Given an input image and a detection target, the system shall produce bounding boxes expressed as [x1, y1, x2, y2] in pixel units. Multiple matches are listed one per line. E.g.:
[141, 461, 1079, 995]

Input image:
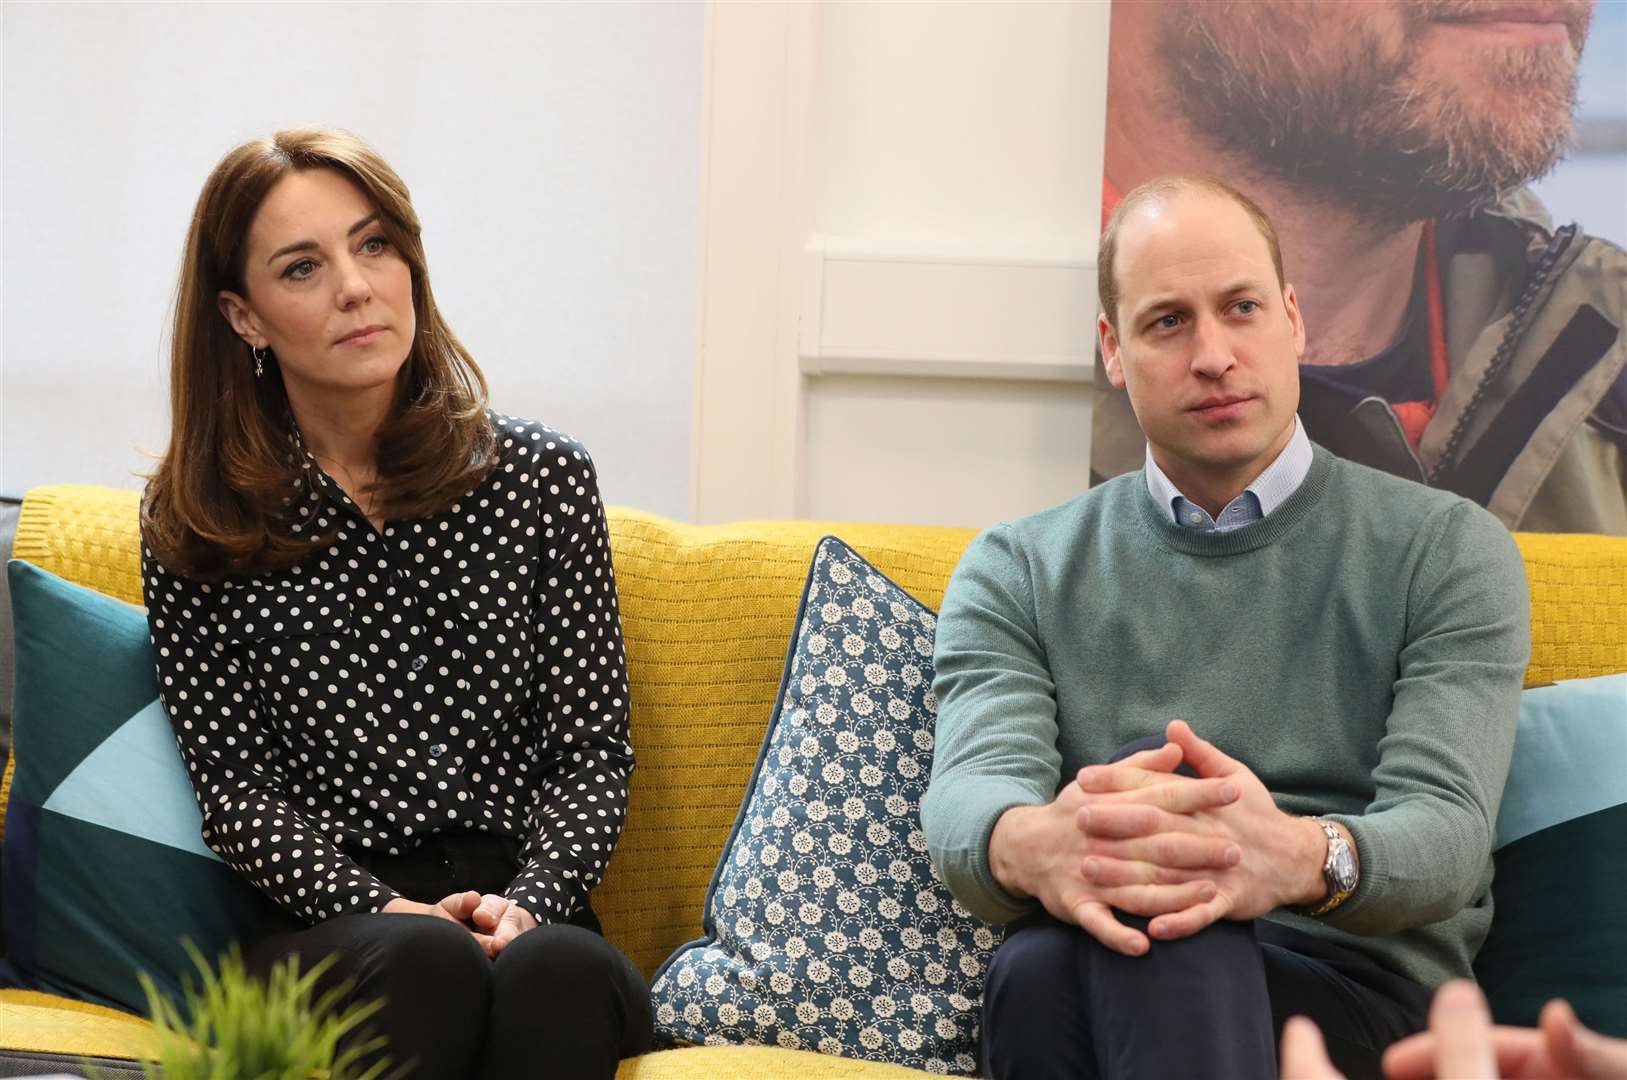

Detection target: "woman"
[141, 127, 652, 1079]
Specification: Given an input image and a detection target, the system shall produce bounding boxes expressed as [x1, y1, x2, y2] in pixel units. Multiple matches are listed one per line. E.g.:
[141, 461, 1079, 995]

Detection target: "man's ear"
[217, 290, 264, 349]
[1099, 312, 1128, 390]
[1282, 282, 1306, 360]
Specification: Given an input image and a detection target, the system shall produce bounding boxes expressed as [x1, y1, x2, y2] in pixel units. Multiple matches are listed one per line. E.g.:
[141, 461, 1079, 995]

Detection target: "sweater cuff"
[931, 778, 1047, 926]
[1320, 812, 1390, 927]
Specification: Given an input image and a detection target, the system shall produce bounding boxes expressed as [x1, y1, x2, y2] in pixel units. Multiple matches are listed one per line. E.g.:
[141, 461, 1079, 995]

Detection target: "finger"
[1428, 980, 1497, 1080]
[1281, 1016, 1345, 1080]
[1099, 878, 1218, 919]
[1083, 855, 1185, 888]
[1103, 776, 1239, 815]
[1091, 832, 1242, 871]
[1165, 719, 1240, 778]
[1079, 802, 1216, 841]
[438, 890, 481, 922]
[1385, 1027, 1547, 1080]
[1144, 890, 1234, 940]
[489, 913, 527, 958]
[1070, 899, 1147, 957]
[1076, 749, 1182, 793]
[472, 893, 511, 931]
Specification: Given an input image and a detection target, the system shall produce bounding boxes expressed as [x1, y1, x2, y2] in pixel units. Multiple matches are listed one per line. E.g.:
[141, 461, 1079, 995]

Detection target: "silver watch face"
[1330, 839, 1358, 891]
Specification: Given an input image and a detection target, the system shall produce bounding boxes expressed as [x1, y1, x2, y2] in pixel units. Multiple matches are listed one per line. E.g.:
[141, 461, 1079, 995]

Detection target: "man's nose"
[1188, 315, 1236, 379]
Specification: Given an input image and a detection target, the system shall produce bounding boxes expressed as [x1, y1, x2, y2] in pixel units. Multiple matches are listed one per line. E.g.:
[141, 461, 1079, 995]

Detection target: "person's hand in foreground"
[1280, 979, 1627, 1080]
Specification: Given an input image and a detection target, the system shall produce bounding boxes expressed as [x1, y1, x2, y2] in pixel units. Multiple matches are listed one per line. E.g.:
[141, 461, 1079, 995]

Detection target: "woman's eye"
[361, 235, 389, 255]
[284, 259, 316, 281]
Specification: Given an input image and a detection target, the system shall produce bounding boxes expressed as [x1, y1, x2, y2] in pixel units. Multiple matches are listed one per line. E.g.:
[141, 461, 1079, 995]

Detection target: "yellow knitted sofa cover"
[3, 484, 1625, 1078]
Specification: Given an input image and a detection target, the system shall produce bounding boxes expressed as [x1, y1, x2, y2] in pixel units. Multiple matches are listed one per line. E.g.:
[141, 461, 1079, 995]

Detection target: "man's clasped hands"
[992, 717, 1331, 957]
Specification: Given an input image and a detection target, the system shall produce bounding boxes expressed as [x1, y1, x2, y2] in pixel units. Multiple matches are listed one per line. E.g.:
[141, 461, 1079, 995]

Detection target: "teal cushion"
[1476, 673, 1627, 1037]
[0, 560, 273, 1013]
[651, 538, 1002, 1074]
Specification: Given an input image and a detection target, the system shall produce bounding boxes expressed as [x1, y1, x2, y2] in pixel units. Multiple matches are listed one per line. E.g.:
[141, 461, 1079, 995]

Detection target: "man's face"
[1099, 190, 1305, 491]
[1159, 0, 1594, 223]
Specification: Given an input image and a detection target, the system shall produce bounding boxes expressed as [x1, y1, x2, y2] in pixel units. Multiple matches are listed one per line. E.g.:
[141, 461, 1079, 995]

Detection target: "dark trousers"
[981, 741, 1432, 1080]
[243, 832, 653, 1080]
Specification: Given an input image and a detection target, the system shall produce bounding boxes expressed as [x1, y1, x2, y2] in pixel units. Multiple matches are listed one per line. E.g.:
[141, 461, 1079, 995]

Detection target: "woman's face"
[219, 168, 415, 406]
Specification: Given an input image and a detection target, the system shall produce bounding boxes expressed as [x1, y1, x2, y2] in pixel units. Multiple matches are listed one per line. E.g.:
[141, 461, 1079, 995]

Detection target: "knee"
[357, 914, 491, 998]
[985, 922, 1078, 1017]
[493, 924, 635, 999]
[491, 924, 652, 1054]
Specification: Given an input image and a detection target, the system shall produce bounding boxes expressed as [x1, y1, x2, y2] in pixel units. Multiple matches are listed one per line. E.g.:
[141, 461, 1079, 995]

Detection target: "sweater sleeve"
[922, 525, 1059, 924]
[142, 543, 399, 924]
[504, 447, 634, 925]
[1321, 502, 1530, 936]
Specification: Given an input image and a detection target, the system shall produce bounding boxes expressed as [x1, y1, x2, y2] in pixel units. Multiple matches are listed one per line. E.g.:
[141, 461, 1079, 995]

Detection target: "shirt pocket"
[446, 560, 535, 712]
[204, 579, 366, 729]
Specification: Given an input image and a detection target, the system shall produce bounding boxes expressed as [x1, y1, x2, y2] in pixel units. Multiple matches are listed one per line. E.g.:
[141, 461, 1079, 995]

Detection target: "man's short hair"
[1098, 175, 1286, 330]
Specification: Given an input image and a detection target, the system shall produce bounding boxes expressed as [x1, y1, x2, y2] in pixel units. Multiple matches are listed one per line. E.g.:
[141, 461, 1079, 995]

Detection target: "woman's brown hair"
[144, 127, 496, 580]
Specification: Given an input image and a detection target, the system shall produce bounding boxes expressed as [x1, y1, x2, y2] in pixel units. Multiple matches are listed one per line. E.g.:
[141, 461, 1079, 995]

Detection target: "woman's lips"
[336, 327, 386, 347]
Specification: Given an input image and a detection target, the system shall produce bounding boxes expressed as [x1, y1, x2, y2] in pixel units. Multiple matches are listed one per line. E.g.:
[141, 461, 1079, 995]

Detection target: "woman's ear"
[217, 290, 264, 349]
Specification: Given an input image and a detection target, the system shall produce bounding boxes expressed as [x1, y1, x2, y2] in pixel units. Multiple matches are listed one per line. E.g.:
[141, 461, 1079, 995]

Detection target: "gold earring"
[252, 345, 268, 377]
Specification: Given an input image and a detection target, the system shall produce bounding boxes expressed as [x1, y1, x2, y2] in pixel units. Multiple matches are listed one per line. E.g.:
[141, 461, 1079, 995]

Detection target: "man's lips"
[1188, 395, 1254, 422]
[336, 325, 387, 346]
[1428, 5, 1577, 42]
[1189, 395, 1250, 412]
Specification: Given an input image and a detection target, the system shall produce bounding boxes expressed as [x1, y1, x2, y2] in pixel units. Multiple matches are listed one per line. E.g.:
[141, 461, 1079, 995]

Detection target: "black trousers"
[980, 742, 1432, 1080]
[243, 832, 653, 1080]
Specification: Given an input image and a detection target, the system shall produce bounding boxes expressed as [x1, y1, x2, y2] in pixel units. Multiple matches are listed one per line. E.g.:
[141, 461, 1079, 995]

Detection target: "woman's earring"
[252, 345, 267, 378]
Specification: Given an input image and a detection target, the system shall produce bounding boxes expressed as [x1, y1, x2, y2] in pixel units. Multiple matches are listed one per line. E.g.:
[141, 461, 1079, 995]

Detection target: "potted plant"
[110, 944, 399, 1080]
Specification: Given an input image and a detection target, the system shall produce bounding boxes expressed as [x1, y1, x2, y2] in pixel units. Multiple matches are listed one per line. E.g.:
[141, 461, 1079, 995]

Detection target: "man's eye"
[1155, 314, 1181, 330]
[1234, 300, 1259, 315]
[284, 259, 316, 280]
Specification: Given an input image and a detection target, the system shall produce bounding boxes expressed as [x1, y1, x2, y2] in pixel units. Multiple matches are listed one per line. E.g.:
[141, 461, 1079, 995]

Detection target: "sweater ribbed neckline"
[1135, 446, 1336, 557]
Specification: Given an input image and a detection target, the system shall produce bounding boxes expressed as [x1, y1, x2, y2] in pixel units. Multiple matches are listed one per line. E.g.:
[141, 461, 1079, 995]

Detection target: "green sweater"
[922, 446, 1531, 989]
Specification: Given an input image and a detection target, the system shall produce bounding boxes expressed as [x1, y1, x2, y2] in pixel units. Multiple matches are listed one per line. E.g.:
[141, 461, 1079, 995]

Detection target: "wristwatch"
[1299, 819, 1358, 918]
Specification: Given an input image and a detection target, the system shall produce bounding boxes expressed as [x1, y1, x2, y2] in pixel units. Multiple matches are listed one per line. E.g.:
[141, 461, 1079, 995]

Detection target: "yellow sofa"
[2, 484, 1625, 1078]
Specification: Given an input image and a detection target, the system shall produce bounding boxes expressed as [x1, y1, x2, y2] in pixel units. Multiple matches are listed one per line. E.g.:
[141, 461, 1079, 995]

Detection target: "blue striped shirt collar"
[1144, 416, 1314, 532]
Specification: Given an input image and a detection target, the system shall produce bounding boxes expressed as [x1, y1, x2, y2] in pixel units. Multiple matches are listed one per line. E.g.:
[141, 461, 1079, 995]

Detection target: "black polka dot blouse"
[141, 414, 633, 927]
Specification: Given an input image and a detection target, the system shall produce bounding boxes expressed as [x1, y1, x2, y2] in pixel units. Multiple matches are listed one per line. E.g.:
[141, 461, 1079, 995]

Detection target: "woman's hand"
[469, 893, 539, 957]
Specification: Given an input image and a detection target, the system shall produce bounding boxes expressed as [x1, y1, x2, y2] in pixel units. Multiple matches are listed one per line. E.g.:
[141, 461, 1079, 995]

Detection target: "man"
[922, 177, 1531, 1079]
[1090, 0, 1627, 534]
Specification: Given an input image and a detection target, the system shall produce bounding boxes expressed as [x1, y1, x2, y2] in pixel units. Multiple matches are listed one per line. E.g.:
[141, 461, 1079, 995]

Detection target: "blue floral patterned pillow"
[650, 537, 1003, 1074]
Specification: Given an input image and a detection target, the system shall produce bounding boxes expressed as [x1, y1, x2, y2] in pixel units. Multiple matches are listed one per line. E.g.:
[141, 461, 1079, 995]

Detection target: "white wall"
[1, 2, 704, 520]
[691, 1, 1110, 528]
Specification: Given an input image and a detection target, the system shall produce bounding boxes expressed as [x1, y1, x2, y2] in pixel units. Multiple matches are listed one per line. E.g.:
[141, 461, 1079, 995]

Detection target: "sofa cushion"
[0, 560, 272, 1014]
[1475, 673, 1627, 1037]
[651, 537, 1001, 1074]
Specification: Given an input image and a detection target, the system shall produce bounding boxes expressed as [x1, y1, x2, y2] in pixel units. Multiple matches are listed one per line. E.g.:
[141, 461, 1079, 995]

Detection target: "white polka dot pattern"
[140, 414, 633, 927]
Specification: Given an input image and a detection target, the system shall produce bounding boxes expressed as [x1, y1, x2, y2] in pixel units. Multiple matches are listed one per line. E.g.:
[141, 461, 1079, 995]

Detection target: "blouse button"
[411, 655, 428, 672]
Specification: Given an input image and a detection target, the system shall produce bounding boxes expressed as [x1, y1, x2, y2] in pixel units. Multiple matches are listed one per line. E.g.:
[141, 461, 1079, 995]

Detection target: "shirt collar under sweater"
[1143, 416, 1314, 532]
[1138, 443, 1336, 558]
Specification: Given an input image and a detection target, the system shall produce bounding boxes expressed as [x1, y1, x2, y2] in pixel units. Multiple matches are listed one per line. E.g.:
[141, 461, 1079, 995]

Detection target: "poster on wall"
[1091, 0, 1627, 534]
